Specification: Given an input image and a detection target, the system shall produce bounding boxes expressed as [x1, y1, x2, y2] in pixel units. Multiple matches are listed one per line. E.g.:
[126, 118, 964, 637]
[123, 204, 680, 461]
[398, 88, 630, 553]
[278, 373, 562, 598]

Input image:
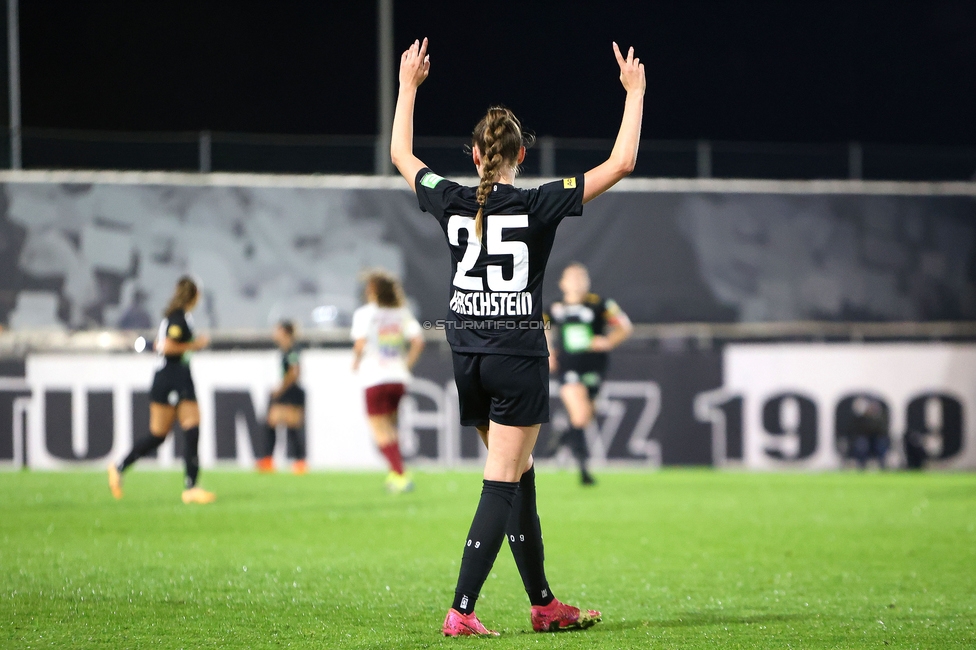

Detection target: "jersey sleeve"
[402, 311, 423, 339]
[604, 298, 628, 326]
[528, 175, 585, 225]
[350, 307, 370, 340]
[285, 349, 301, 370]
[415, 168, 462, 220]
[166, 311, 189, 342]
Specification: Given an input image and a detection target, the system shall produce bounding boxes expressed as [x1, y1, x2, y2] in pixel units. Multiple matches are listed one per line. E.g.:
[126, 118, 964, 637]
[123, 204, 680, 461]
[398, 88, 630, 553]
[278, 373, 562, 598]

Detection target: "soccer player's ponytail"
[164, 276, 199, 316]
[471, 107, 534, 242]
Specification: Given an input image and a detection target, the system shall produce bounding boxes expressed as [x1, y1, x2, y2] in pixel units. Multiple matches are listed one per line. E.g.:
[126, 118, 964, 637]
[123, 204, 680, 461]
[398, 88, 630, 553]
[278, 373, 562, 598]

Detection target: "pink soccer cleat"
[442, 608, 499, 637]
[531, 598, 602, 632]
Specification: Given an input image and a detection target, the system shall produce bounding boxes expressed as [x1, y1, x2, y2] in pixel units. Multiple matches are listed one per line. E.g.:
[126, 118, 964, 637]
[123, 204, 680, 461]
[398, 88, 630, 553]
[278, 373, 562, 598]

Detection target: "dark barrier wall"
[411, 343, 723, 466]
[2, 179, 974, 330]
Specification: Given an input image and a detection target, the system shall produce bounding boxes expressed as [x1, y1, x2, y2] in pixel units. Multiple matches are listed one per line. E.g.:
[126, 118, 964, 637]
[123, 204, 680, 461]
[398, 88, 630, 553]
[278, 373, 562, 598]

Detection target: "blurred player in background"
[351, 271, 425, 493]
[108, 276, 215, 504]
[546, 263, 633, 485]
[848, 396, 890, 470]
[257, 320, 307, 474]
[391, 37, 643, 636]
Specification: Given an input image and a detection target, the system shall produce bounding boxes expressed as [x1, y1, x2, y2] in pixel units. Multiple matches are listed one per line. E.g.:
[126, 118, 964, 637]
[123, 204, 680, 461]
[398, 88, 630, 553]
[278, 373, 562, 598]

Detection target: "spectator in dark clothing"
[117, 289, 153, 330]
[849, 397, 890, 469]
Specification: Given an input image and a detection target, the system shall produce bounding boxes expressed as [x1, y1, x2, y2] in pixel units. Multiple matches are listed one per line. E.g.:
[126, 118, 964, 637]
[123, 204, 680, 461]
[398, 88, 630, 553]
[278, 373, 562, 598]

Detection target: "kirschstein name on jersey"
[449, 289, 533, 317]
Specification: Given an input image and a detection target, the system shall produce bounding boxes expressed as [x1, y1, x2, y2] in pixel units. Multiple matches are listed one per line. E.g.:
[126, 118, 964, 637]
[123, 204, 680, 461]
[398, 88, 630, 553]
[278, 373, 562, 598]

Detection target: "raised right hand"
[613, 42, 645, 94]
[399, 38, 430, 90]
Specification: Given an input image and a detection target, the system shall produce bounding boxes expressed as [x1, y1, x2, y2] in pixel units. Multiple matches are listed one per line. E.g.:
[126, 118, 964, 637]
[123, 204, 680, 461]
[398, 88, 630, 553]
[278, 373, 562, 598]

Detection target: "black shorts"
[452, 352, 549, 427]
[271, 384, 306, 407]
[560, 369, 604, 400]
[150, 362, 197, 406]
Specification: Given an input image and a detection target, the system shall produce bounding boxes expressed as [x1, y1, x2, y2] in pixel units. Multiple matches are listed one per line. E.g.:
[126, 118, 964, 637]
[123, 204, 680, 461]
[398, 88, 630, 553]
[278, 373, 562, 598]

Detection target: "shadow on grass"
[597, 612, 812, 633]
[505, 612, 812, 638]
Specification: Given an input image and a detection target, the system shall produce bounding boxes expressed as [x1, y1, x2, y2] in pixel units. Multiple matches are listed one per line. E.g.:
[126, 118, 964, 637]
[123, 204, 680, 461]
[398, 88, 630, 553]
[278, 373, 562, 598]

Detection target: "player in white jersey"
[351, 271, 425, 493]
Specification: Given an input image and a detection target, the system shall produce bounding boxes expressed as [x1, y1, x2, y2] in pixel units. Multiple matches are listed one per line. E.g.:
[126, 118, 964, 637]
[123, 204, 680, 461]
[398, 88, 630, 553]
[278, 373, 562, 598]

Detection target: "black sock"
[452, 479, 519, 614]
[118, 433, 166, 472]
[507, 466, 554, 606]
[286, 427, 306, 460]
[265, 425, 277, 457]
[184, 426, 200, 489]
[564, 427, 589, 468]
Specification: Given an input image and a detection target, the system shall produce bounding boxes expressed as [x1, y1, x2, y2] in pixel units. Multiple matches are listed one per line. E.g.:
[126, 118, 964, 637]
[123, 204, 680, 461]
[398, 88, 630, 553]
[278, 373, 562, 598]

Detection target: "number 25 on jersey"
[448, 214, 529, 292]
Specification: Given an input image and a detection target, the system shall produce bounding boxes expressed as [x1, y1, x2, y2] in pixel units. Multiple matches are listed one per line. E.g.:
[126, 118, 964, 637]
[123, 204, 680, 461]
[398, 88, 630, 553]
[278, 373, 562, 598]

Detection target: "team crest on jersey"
[563, 177, 576, 189]
[168, 324, 182, 338]
[420, 172, 445, 189]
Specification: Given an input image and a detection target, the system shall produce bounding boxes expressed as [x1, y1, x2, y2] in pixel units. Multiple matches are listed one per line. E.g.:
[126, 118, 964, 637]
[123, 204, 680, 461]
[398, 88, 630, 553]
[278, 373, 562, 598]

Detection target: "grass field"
[1, 469, 974, 649]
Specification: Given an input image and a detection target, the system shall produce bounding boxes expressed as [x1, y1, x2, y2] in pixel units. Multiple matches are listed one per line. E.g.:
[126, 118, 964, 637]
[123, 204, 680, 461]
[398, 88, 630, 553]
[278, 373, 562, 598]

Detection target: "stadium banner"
[2, 179, 974, 333]
[9, 344, 976, 471]
[720, 343, 976, 470]
[9, 346, 721, 470]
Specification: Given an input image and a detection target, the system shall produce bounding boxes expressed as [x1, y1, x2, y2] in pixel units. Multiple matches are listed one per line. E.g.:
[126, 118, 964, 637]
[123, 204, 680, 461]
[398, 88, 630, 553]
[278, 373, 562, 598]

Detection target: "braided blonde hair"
[470, 107, 534, 241]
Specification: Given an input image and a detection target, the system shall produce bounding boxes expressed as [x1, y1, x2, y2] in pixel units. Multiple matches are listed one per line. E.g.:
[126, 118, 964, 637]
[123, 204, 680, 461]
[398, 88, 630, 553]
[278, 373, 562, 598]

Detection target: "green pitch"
[2, 469, 974, 649]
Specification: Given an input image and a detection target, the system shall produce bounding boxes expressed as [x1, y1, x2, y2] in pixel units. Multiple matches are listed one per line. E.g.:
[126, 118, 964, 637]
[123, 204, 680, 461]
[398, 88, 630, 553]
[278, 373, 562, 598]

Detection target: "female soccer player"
[257, 320, 307, 475]
[391, 38, 644, 636]
[350, 271, 425, 493]
[108, 276, 216, 504]
[546, 263, 633, 485]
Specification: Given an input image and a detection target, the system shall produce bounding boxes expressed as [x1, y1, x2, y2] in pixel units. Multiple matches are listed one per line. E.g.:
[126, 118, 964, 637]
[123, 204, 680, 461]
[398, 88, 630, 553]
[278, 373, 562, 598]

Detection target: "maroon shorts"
[365, 382, 406, 416]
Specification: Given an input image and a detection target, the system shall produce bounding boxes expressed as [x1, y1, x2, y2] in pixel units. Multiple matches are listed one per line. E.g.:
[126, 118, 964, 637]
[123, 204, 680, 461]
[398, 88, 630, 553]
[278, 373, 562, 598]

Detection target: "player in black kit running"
[391, 38, 645, 636]
[546, 263, 633, 485]
[108, 277, 215, 504]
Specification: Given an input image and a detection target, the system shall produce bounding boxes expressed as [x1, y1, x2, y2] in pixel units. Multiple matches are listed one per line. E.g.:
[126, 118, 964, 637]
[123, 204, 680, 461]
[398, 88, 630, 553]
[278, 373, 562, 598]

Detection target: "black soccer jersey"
[281, 346, 300, 378]
[415, 167, 585, 356]
[545, 294, 624, 373]
[156, 309, 194, 366]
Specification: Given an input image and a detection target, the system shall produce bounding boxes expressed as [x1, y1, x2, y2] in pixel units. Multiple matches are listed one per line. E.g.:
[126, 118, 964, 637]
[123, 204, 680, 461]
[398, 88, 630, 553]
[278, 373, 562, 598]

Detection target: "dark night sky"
[17, 1, 976, 145]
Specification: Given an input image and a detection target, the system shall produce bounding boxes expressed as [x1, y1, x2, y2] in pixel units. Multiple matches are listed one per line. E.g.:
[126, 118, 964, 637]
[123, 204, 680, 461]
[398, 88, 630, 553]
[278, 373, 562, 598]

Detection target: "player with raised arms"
[108, 276, 216, 504]
[391, 37, 644, 636]
[546, 263, 633, 485]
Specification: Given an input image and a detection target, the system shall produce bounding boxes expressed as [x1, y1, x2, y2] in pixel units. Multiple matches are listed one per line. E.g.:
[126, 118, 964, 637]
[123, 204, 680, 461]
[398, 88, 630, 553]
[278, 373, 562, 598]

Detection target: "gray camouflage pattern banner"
[1, 180, 974, 330]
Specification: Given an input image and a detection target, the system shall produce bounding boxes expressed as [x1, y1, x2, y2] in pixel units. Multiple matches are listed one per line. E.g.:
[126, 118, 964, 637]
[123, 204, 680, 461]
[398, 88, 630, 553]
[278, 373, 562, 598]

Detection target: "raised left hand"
[399, 38, 430, 90]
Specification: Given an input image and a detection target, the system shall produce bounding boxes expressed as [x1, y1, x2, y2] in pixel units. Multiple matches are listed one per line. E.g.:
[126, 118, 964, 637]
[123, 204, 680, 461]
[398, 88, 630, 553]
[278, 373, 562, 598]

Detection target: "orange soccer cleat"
[107, 464, 123, 500]
[181, 487, 217, 504]
[255, 456, 275, 473]
[291, 460, 308, 475]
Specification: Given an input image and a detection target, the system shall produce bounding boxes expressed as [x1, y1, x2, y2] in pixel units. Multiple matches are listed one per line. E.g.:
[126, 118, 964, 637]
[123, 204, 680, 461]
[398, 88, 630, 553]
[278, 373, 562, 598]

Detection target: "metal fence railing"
[0, 128, 973, 181]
